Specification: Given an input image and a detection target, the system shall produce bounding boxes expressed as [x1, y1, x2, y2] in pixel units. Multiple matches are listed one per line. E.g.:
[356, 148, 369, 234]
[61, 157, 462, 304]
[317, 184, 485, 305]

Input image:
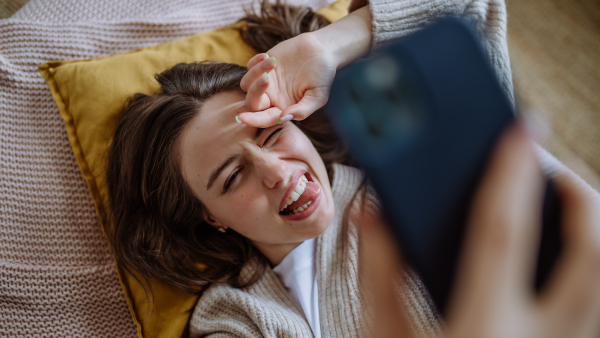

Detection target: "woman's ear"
[203, 212, 227, 230]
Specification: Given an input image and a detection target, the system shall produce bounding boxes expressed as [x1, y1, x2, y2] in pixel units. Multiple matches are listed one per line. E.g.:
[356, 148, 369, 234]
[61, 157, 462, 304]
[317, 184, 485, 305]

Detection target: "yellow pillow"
[38, 1, 349, 337]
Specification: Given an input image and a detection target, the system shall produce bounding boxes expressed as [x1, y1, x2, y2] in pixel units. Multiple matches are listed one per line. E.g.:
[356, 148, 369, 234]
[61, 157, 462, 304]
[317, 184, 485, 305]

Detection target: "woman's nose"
[254, 152, 288, 189]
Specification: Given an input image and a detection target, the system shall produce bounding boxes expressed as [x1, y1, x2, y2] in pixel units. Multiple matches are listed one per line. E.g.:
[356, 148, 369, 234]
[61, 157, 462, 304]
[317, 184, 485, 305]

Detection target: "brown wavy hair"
[106, 0, 355, 294]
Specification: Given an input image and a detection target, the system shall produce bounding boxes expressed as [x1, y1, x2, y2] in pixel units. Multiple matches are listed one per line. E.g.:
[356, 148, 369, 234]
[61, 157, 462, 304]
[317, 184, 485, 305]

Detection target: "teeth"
[281, 175, 312, 212]
[289, 200, 313, 214]
[290, 175, 308, 202]
[290, 191, 300, 201]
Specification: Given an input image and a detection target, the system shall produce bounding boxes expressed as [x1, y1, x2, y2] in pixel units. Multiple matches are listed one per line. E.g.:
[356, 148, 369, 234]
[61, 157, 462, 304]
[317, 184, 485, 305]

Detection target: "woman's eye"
[223, 169, 241, 193]
[263, 127, 283, 147]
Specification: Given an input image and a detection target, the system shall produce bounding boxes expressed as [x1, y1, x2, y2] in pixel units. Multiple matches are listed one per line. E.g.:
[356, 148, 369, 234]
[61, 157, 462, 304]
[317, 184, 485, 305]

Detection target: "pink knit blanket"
[0, 0, 330, 335]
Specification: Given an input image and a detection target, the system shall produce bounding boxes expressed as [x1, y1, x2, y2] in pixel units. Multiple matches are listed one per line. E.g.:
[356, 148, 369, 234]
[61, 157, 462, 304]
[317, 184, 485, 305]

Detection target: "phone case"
[324, 16, 562, 314]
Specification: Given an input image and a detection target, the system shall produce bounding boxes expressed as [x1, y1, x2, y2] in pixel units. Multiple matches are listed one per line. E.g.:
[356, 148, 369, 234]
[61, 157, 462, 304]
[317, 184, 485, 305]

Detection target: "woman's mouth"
[279, 174, 321, 219]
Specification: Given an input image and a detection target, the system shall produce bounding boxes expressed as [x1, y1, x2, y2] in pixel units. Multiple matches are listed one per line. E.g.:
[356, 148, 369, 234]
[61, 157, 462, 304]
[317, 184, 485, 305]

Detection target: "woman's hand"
[360, 124, 600, 338]
[238, 33, 338, 127]
[238, 6, 373, 128]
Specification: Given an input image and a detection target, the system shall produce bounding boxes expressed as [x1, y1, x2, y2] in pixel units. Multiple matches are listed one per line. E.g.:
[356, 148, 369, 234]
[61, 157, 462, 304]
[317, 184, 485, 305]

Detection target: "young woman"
[107, 0, 600, 337]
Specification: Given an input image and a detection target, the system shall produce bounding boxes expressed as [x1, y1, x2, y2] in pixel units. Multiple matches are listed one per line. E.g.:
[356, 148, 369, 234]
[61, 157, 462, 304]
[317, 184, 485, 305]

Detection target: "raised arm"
[240, 0, 515, 128]
[238, 6, 372, 127]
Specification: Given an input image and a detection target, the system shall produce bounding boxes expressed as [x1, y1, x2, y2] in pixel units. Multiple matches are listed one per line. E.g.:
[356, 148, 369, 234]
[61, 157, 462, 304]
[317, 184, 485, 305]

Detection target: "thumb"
[281, 90, 328, 121]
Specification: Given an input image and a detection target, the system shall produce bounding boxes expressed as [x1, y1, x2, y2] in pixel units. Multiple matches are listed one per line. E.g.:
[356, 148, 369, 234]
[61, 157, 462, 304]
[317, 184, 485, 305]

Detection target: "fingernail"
[261, 53, 269, 60]
[279, 114, 293, 123]
[262, 56, 276, 69]
[258, 72, 269, 87]
[235, 115, 242, 123]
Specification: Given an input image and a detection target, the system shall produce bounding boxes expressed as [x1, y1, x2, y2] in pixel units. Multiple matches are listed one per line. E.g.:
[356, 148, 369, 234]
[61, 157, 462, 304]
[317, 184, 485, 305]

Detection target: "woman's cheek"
[231, 192, 255, 215]
[281, 128, 299, 145]
[279, 130, 308, 155]
[224, 191, 262, 234]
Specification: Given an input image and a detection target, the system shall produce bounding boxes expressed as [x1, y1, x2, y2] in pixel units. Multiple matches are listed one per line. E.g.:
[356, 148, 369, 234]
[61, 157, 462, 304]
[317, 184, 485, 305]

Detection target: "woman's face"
[179, 91, 335, 263]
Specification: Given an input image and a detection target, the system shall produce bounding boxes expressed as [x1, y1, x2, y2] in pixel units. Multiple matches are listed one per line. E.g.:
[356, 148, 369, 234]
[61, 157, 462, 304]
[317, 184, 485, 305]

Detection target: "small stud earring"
[217, 227, 226, 233]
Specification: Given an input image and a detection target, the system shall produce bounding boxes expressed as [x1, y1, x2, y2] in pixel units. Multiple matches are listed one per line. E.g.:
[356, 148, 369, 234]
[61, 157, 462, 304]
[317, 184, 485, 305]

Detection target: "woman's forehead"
[197, 91, 247, 131]
[186, 91, 250, 143]
[179, 91, 253, 188]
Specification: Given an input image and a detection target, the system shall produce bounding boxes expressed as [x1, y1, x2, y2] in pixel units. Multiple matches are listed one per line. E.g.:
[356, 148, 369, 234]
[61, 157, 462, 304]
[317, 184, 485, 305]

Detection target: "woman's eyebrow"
[206, 154, 239, 191]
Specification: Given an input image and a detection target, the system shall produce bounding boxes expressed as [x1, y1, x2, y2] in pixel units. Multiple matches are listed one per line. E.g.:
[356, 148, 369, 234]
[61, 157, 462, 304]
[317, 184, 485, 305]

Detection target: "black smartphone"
[324, 16, 562, 315]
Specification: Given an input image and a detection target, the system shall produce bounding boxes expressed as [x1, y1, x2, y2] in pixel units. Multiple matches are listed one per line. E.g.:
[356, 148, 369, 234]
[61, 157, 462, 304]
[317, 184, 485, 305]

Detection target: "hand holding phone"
[359, 125, 600, 338]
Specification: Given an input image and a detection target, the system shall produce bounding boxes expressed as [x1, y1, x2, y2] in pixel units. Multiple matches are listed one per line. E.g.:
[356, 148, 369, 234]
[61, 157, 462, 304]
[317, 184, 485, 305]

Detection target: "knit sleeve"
[188, 285, 265, 338]
[349, 0, 514, 105]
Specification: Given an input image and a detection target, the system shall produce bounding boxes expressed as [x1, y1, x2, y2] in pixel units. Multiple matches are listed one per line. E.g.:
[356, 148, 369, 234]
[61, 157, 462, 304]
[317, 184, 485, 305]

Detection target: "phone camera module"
[352, 54, 424, 148]
[364, 55, 399, 90]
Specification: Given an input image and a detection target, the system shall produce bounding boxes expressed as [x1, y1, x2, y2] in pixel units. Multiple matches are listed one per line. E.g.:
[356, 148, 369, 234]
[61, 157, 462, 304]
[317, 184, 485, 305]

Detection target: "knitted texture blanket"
[0, 0, 331, 336]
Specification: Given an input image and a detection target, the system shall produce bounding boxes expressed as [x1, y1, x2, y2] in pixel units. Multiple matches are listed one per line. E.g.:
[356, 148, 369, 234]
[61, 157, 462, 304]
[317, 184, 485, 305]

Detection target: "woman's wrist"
[312, 6, 373, 69]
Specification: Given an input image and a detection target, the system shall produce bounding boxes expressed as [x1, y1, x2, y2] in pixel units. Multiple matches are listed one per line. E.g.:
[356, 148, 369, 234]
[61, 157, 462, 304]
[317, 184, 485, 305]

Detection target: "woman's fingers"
[538, 171, 600, 337]
[246, 53, 269, 70]
[449, 124, 544, 318]
[238, 107, 283, 128]
[240, 56, 277, 92]
[245, 72, 272, 112]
